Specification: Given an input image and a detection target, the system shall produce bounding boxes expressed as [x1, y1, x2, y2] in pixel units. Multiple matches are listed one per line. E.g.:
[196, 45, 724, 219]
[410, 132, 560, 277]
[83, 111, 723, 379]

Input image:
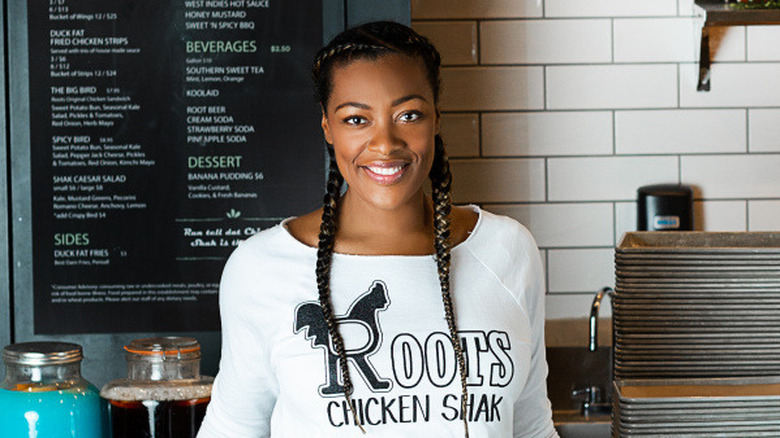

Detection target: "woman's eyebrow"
[334, 101, 370, 112]
[392, 94, 427, 106]
[333, 94, 429, 112]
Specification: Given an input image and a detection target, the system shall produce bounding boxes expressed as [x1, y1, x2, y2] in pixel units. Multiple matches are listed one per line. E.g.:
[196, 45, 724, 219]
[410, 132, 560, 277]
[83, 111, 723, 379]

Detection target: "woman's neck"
[334, 190, 435, 256]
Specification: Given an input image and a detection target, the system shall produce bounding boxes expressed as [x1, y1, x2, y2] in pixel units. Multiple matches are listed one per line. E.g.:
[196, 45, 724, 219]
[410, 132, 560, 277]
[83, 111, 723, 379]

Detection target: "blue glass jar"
[0, 342, 107, 437]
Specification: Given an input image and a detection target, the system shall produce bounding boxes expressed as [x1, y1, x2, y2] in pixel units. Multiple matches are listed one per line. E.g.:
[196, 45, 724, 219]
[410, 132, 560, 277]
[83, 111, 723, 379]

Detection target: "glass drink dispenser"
[0, 341, 106, 438]
[101, 336, 213, 438]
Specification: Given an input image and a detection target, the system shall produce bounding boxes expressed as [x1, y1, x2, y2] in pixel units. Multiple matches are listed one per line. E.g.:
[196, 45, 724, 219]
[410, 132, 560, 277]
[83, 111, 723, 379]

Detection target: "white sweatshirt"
[197, 207, 558, 438]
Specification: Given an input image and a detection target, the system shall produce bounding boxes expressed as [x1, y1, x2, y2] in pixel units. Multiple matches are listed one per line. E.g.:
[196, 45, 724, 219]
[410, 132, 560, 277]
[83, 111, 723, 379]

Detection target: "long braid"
[314, 148, 365, 432]
[430, 135, 469, 438]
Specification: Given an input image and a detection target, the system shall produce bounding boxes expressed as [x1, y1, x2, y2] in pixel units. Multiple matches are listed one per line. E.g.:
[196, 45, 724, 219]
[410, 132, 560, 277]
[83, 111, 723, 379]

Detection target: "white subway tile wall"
[548, 249, 614, 293]
[693, 200, 747, 231]
[615, 109, 746, 154]
[707, 26, 747, 62]
[748, 200, 780, 231]
[545, 0, 677, 18]
[411, 22, 478, 65]
[546, 294, 612, 320]
[440, 114, 480, 157]
[482, 112, 613, 157]
[548, 156, 679, 201]
[682, 155, 780, 199]
[614, 19, 745, 63]
[450, 159, 546, 203]
[680, 63, 780, 107]
[747, 26, 780, 62]
[614, 202, 637, 244]
[480, 20, 612, 65]
[749, 109, 780, 152]
[679, 0, 695, 16]
[614, 18, 697, 63]
[546, 64, 678, 110]
[441, 67, 545, 111]
[411, 0, 543, 19]
[485, 203, 615, 248]
[412, 0, 780, 321]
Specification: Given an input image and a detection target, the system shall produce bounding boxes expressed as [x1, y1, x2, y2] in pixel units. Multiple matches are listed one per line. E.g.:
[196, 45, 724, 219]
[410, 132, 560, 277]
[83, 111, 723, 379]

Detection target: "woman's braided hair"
[312, 21, 469, 437]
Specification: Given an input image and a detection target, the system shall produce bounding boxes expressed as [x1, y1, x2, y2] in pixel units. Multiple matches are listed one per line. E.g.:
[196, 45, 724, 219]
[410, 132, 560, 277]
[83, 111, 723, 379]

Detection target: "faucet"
[589, 287, 613, 352]
[570, 287, 615, 417]
[571, 385, 603, 417]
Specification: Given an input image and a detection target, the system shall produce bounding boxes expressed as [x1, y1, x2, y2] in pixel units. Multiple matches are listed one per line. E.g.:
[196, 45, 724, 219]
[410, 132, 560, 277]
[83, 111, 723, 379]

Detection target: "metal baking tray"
[617, 232, 780, 253]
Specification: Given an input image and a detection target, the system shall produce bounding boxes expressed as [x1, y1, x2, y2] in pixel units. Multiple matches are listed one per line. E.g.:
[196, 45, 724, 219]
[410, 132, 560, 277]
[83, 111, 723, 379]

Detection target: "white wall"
[412, 0, 780, 322]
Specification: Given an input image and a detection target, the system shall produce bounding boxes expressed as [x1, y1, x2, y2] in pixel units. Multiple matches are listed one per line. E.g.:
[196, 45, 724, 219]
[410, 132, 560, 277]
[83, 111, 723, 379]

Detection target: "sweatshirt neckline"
[279, 205, 483, 259]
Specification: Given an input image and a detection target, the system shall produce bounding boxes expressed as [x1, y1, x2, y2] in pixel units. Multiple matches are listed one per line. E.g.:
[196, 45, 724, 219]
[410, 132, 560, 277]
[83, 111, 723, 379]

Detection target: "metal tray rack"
[615, 232, 780, 379]
[614, 377, 780, 437]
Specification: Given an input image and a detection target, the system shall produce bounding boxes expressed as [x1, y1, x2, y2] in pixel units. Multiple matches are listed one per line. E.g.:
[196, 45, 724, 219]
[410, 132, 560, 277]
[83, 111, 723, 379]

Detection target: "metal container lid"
[124, 337, 201, 361]
[2, 342, 83, 366]
[637, 183, 693, 198]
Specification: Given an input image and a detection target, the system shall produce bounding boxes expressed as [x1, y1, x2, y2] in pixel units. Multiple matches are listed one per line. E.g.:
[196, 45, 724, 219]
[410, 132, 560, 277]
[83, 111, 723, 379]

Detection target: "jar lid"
[3, 342, 83, 366]
[124, 337, 200, 360]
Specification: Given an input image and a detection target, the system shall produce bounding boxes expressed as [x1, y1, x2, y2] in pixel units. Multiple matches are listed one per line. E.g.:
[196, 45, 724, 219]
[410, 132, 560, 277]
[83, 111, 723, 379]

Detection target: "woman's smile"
[361, 161, 409, 184]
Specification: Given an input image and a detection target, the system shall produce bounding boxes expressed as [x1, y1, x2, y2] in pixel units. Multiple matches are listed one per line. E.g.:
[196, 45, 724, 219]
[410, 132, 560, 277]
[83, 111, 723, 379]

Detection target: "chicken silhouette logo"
[294, 280, 393, 396]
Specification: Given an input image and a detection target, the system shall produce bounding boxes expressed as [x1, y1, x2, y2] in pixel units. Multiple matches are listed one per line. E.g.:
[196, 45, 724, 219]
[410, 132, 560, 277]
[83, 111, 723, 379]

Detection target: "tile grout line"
[543, 65, 548, 111]
[476, 19, 482, 65]
[745, 108, 750, 153]
[678, 155, 682, 184]
[476, 19, 483, 159]
[610, 18, 615, 64]
[612, 111, 617, 155]
[544, 157, 549, 202]
[478, 113, 483, 157]
[676, 63, 681, 109]
[544, 249, 551, 296]
[481, 196, 780, 207]
[612, 201, 618, 247]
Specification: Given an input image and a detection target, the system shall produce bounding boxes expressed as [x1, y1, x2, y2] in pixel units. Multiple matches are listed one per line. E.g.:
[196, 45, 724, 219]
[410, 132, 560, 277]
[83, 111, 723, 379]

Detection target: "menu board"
[28, 0, 324, 334]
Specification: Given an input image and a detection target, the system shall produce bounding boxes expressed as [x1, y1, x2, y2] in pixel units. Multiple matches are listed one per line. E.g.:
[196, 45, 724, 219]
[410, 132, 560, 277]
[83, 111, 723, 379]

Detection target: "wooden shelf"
[695, 0, 780, 26]
[694, 1, 780, 91]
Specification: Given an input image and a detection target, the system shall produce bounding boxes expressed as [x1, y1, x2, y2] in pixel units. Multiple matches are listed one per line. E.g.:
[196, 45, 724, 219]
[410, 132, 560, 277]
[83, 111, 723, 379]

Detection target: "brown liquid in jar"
[108, 397, 210, 438]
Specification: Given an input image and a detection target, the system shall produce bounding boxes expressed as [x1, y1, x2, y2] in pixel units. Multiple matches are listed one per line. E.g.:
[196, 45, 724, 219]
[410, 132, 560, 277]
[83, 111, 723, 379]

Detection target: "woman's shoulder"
[227, 218, 309, 268]
[450, 205, 479, 247]
[219, 219, 312, 303]
[463, 206, 539, 260]
[284, 208, 323, 249]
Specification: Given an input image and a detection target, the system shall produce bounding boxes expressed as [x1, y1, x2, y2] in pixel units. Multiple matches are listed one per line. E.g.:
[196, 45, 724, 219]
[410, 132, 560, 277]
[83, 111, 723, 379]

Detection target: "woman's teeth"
[368, 166, 403, 175]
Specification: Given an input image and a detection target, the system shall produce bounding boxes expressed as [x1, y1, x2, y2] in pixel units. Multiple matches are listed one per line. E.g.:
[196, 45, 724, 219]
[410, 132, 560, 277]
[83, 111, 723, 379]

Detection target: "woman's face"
[321, 54, 438, 212]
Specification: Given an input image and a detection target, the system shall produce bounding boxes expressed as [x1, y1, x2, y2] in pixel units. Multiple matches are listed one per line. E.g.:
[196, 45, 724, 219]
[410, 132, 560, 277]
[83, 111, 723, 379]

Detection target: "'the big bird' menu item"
[28, 0, 324, 333]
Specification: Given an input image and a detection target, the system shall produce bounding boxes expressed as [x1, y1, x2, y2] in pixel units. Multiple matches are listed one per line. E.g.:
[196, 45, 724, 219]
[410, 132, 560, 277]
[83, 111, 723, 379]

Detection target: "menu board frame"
[0, 3, 10, 351]
[8, 0, 409, 386]
[9, 0, 336, 384]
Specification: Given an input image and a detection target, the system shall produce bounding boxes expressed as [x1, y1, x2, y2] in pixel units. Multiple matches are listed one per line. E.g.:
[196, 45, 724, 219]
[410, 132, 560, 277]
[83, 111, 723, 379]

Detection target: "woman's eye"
[343, 116, 366, 126]
[399, 111, 422, 123]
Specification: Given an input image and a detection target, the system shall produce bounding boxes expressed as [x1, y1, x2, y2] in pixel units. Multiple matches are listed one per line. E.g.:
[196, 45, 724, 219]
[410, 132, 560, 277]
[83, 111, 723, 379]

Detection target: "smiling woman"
[197, 21, 558, 438]
[321, 54, 438, 232]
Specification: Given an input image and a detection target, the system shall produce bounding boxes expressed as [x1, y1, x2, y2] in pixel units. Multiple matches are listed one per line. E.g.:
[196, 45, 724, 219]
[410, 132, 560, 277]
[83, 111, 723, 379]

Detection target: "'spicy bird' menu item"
[28, 0, 324, 333]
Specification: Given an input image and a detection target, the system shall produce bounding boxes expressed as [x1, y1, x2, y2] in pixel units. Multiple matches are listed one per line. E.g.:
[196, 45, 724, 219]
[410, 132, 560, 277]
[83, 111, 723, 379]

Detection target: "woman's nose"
[367, 120, 404, 154]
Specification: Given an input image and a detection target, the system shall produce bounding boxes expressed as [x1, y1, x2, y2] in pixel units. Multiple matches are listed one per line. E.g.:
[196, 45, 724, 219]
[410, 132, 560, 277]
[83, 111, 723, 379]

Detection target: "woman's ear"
[321, 111, 333, 144]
